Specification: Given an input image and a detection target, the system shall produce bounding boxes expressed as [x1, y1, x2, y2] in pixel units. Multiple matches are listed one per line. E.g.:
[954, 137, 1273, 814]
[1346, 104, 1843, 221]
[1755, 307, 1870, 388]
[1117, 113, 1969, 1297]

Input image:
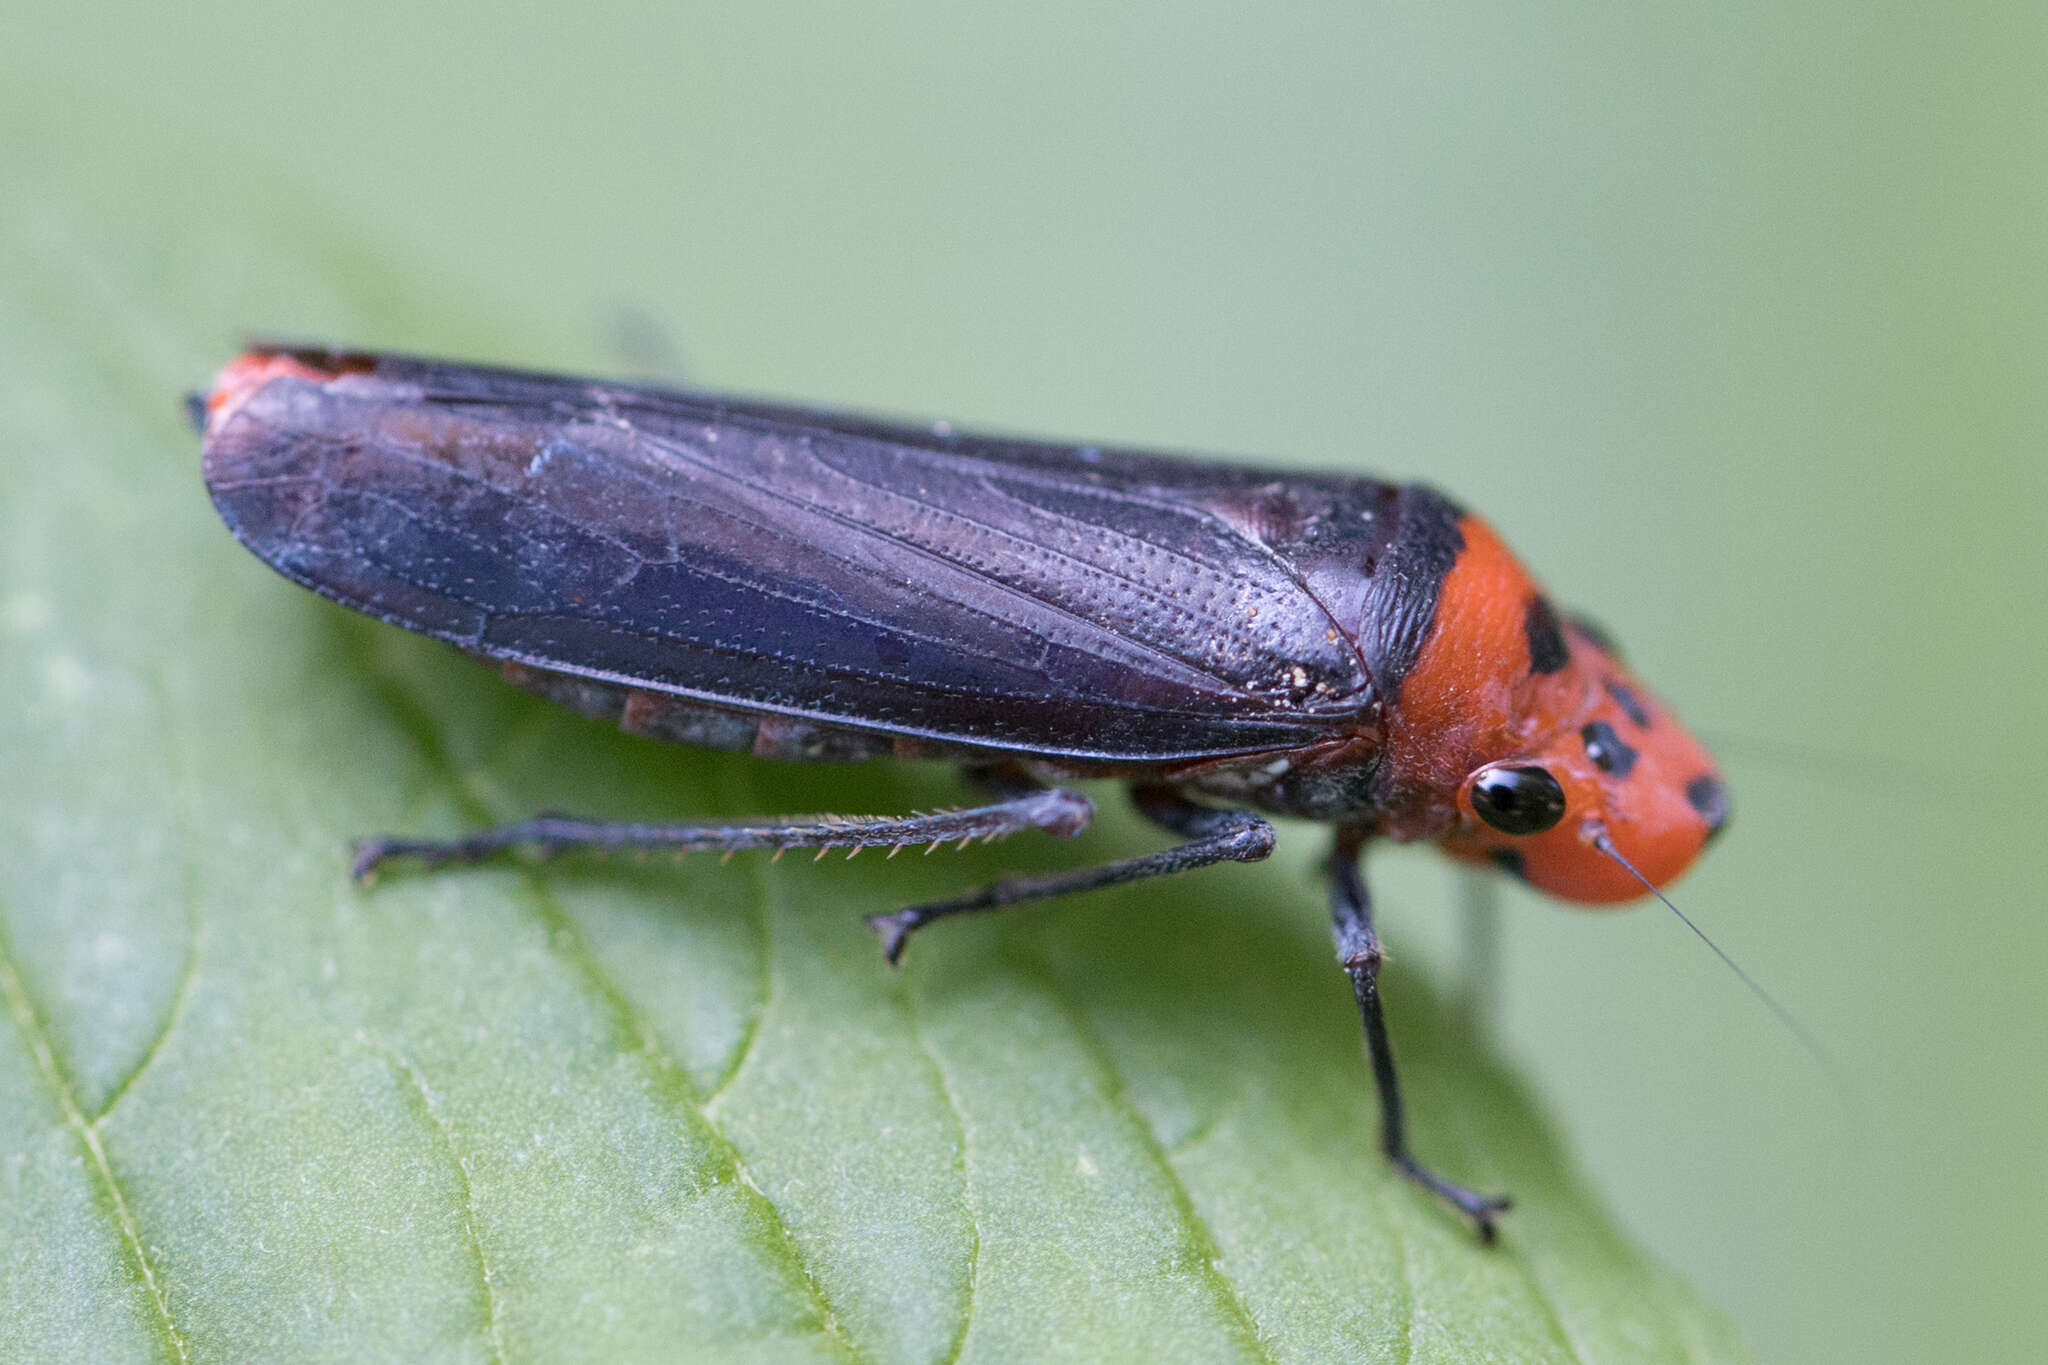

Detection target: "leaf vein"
[704, 834, 774, 1109]
[1350, 1028, 1413, 1365]
[1520, 1263, 1590, 1365]
[376, 1044, 509, 1363]
[1430, 1062, 1585, 1365]
[94, 669, 204, 1127]
[0, 913, 190, 1364]
[89, 924, 196, 1126]
[353, 648, 864, 1362]
[898, 981, 979, 1365]
[1015, 953, 1275, 1365]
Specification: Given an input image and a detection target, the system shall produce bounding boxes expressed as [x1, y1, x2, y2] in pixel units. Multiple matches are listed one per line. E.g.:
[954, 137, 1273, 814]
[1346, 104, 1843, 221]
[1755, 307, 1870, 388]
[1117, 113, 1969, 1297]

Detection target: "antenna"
[1591, 828, 1848, 1097]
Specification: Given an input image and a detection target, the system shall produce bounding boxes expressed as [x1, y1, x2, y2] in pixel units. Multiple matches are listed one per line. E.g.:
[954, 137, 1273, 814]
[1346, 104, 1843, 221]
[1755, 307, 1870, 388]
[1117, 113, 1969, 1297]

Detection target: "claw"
[865, 910, 916, 966]
[1392, 1155, 1513, 1243]
[349, 840, 385, 885]
[1469, 1195, 1513, 1245]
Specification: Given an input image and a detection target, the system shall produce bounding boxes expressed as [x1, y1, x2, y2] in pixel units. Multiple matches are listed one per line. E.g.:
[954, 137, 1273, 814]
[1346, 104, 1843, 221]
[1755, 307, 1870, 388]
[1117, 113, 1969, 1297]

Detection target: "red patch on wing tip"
[202, 348, 372, 430]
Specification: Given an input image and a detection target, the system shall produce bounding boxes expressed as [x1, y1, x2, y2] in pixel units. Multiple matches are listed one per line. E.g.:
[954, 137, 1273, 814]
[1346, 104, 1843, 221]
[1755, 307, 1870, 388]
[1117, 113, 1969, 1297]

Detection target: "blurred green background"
[7, 3, 2045, 1361]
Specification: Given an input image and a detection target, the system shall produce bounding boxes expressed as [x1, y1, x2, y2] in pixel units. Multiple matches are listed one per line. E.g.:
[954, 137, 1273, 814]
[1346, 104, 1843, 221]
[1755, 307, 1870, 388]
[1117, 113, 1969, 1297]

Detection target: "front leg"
[1330, 829, 1511, 1242]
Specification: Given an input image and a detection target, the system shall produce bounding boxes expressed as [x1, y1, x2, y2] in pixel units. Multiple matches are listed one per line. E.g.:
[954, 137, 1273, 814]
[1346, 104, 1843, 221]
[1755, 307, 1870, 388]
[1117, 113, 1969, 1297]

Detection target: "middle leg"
[867, 783, 1274, 963]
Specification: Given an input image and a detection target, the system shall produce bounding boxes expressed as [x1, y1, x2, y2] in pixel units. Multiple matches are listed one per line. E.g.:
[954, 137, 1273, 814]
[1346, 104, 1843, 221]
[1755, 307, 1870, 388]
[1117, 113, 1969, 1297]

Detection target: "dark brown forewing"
[202, 353, 1395, 762]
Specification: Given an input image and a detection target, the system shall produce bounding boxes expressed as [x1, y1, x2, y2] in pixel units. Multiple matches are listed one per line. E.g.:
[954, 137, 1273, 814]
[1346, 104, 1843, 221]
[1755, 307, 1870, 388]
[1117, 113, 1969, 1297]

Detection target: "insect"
[195, 345, 1729, 1241]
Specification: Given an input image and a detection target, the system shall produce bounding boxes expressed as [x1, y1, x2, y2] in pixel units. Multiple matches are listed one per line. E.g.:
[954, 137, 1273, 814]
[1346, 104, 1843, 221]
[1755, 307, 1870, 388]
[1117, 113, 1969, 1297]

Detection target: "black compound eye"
[1470, 765, 1568, 835]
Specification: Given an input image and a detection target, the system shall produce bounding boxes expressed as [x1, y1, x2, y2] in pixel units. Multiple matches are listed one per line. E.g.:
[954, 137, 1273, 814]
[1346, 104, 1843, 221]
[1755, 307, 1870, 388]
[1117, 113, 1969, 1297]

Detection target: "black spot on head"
[1686, 775, 1730, 841]
[1580, 720, 1640, 778]
[1524, 595, 1569, 674]
[1602, 678, 1652, 728]
[1489, 848, 1527, 881]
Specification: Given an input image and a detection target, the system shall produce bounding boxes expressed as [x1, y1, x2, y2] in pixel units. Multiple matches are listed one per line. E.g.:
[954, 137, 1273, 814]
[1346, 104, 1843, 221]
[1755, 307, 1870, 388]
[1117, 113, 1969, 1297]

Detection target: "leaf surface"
[0, 89, 1750, 1364]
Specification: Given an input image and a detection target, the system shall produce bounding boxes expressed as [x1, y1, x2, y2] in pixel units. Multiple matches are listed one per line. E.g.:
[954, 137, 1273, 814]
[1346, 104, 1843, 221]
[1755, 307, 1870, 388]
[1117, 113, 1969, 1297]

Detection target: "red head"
[1376, 516, 1727, 903]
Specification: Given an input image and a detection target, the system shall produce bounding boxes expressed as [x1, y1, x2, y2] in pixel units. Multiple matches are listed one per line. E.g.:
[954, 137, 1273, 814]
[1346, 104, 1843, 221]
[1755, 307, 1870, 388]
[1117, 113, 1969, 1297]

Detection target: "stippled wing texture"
[202, 352, 1401, 761]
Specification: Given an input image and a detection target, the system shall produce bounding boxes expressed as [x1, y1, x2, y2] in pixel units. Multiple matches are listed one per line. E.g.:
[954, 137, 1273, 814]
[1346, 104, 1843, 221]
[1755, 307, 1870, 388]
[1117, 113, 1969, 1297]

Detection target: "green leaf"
[0, 86, 1749, 1363]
